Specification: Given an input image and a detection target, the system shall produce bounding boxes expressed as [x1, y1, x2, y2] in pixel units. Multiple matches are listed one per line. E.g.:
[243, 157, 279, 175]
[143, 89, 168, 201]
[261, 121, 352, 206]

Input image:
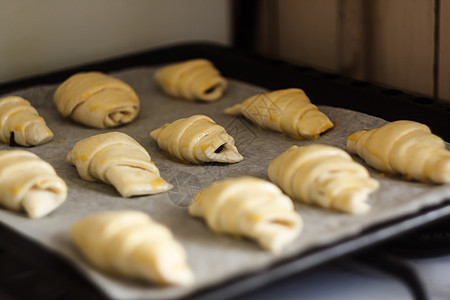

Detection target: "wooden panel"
[338, 0, 366, 79]
[277, 0, 340, 72]
[253, 0, 279, 57]
[361, 0, 434, 97]
[256, 0, 436, 98]
[439, 0, 450, 102]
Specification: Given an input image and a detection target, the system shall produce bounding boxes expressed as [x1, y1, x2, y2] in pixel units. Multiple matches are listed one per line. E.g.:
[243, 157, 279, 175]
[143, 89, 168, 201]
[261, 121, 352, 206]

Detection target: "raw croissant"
[54, 72, 140, 128]
[70, 210, 194, 286]
[0, 150, 67, 218]
[154, 59, 227, 101]
[0, 96, 53, 146]
[225, 88, 333, 139]
[268, 145, 379, 214]
[150, 114, 243, 164]
[189, 176, 302, 253]
[347, 120, 450, 184]
[67, 132, 172, 197]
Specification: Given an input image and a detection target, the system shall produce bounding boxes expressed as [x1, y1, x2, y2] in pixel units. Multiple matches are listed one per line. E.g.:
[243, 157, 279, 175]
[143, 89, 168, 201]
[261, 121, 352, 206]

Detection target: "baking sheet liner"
[0, 66, 449, 300]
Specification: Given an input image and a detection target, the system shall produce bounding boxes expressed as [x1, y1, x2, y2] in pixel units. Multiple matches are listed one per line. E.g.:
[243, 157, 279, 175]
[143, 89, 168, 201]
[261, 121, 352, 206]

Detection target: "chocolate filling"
[214, 144, 225, 153]
[204, 84, 221, 94]
[9, 132, 18, 147]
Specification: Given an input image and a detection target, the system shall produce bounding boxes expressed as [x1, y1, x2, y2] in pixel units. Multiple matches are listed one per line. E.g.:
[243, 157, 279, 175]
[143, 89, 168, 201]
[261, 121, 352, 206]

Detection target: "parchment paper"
[0, 66, 449, 300]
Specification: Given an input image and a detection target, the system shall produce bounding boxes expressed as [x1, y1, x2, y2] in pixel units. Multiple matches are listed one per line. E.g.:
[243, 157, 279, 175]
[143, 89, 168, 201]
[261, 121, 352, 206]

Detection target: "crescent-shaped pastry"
[225, 88, 333, 139]
[70, 210, 194, 286]
[67, 132, 172, 197]
[347, 120, 450, 184]
[0, 150, 67, 218]
[189, 177, 302, 253]
[0, 96, 53, 146]
[150, 114, 243, 164]
[154, 59, 227, 101]
[268, 145, 379, 214]
[54, 72, 140, 128]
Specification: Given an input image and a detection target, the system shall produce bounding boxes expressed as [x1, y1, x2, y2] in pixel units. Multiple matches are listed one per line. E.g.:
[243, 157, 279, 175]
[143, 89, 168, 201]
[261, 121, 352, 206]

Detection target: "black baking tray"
[0, 42, 449, 300]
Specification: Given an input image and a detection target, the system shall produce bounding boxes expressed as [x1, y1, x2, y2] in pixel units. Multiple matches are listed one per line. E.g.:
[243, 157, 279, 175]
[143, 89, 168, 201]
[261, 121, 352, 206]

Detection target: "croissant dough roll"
[0, 96, 53, 146]
[347, 120, 450, 184]
[155, 59, 227, 101]
[151, 114, 243, 164]
[54, 72, 140, 128]
[0, 150, 67, 218]
[268, 145, 379, 214]
[189, 177, 302, 253]
[67, 132, 172, 197]
[225, 88, 333, 139]
[70, 210, 194, 286]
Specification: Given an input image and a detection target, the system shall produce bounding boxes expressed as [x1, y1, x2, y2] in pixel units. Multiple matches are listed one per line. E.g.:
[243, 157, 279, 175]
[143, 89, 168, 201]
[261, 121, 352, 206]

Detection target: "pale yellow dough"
[54, 72, 140, 128]
[150, 114, 243, 164]
[189, 177, 302, 253]
[268, 145, 379, 214]
[0, 150, 67, 218]
[154, 59, 227, 101]
[225, 88, 333, 139]
[347, 120, 450, 184]
[70, 210, 194, 286]
[67, 132, 172, 197]
[0, 96, 53, 146]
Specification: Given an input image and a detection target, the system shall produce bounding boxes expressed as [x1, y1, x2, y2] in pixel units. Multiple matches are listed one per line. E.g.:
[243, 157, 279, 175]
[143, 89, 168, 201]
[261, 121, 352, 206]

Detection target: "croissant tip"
[224, 104, 242, 115]
[150, 128, 161, 139]
[22, 189, 66, 218]
[204, 144, 243, 163]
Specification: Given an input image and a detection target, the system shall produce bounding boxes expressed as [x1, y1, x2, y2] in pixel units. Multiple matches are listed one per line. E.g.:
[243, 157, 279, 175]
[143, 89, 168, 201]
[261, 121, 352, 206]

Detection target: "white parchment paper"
[0, 66, 449, 300]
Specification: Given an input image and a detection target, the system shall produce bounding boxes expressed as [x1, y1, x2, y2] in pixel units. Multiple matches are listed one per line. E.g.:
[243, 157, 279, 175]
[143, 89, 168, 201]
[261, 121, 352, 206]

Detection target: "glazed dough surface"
[189, 176, 302, 253]
[67, 132, 172, 197]
[225, 88, 333, 139]
[155, 59, 227, 101]
[151, 114, 243, 164]
[54, 72, 140, 128]
[268, 145, 379, 214]
[70, 210, 194, 286]
[0, 150, 67, 218]
[0, 96, 53, 146]
[347, 120, 450, 184]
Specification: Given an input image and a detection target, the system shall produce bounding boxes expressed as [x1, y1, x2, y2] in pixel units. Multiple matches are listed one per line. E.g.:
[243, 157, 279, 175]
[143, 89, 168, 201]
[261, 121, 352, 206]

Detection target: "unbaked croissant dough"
[347, 120, 450, 184]
[268, 145, 379, 214]
[150, 114, 243, 164]
[54, 71, 140, 128]
[0, 150, 67, 218]
[154, 59, 227, 101]
[189, 177, 302, 253]
[225, 88, 333, 139]
[0, 96, 53, 146]
[70, 210, 194, 286]
[67, 132, 172, 197]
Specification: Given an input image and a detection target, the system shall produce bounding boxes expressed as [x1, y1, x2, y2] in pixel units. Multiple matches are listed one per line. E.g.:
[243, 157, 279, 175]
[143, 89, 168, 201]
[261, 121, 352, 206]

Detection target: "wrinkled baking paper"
[0, 66, 449, 300]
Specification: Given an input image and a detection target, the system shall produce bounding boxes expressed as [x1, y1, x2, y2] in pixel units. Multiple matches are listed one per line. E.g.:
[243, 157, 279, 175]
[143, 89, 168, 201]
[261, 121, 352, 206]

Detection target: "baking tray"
[0, 42, 449, 300]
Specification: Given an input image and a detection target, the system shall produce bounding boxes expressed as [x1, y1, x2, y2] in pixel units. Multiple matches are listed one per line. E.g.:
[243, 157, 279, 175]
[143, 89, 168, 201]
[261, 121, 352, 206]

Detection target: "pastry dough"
[67, 132, 172, 197]
[347, 120, 450, 184]
[154, 59, 227, 101]
[54, 72, 140, 128]
[268, 145, 379, 214]
[189, 176, 302, 253]
[0, 150, 67, 218]
[150, 115, 243, 164]
[70, 210, 194, 286]
[225, 88, 333, 139]
[0, 96, 53, 146]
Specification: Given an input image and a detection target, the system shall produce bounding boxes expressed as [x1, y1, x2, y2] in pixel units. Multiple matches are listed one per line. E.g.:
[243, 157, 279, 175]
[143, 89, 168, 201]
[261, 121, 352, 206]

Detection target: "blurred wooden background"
[253, 0, 450, 103]
[2, 0, 449, 104]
